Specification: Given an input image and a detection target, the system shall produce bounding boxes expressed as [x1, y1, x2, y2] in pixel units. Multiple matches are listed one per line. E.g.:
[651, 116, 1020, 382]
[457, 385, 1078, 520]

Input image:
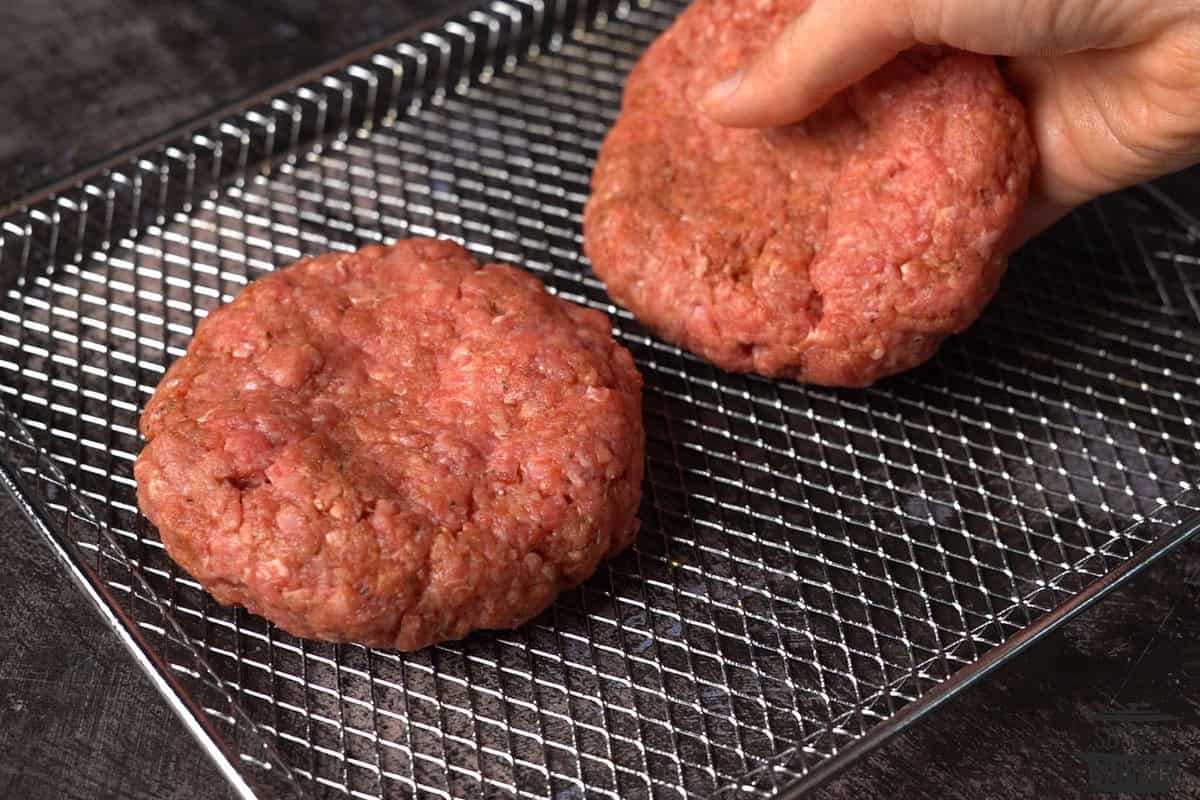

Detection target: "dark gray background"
[2, 1, 1200, 798]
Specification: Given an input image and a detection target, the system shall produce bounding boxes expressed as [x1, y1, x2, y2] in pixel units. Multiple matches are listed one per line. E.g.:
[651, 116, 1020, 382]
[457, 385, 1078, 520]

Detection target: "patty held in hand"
[584, 0, 1035, 387]
[135, 238, 644, 651]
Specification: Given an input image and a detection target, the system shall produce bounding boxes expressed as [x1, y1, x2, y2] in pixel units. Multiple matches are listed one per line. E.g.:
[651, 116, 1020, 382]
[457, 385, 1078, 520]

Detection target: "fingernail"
[700, 69, 744, 112]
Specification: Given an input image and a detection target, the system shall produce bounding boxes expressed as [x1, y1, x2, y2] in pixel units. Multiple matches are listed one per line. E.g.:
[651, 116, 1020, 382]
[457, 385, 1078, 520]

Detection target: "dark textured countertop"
[2, 2, 1200, 799]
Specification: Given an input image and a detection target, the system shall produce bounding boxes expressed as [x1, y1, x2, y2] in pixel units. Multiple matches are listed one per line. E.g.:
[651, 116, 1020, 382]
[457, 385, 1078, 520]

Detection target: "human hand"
[700, 0, 1200, 247]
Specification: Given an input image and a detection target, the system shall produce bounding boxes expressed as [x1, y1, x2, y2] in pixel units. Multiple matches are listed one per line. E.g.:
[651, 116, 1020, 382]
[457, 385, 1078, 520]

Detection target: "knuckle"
[1169, 21, 1200, 81]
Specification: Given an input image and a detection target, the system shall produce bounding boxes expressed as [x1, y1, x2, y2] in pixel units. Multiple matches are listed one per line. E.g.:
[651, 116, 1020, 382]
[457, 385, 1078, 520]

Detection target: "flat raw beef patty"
[584, 0, 1036, 386]
[135, 238, 645, 651]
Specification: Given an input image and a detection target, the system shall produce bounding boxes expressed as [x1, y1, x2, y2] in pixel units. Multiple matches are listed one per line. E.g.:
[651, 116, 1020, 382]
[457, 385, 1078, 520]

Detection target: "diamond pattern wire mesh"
[1, 1, 1200, 797]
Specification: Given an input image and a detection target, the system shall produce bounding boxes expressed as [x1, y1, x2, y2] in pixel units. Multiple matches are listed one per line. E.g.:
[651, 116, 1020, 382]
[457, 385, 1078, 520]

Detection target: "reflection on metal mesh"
[1, 1, 1199, 797]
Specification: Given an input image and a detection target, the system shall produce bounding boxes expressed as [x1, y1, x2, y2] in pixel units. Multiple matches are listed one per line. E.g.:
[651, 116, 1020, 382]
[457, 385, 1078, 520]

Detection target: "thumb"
[700, 0, 1160, 129]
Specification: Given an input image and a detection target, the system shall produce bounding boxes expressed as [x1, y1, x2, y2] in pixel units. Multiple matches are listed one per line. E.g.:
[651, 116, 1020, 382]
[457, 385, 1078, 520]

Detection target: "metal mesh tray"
[2, 1, 1200, 797]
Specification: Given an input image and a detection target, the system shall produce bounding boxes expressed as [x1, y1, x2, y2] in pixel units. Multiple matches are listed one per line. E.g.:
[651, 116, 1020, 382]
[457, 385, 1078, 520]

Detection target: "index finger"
[700, 0, 1160, 129]
[699, 0, 920, 128]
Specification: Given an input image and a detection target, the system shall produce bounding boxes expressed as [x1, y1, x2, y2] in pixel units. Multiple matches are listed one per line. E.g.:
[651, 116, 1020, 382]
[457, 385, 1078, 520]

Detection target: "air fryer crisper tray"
[3, 1, 1200, 798]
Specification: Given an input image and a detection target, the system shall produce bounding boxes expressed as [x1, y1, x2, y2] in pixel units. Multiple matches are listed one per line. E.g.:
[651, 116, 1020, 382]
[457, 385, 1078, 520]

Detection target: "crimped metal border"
[736, 493, 1200, 798]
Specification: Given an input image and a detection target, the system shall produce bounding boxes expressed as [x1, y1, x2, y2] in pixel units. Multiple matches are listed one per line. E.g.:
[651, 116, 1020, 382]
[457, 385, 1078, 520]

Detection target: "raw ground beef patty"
[584, 0, 1036, 387]
[135, 238, 644, 651]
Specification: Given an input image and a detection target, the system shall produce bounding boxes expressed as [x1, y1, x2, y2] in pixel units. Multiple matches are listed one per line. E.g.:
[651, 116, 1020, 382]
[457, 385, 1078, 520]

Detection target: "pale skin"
[699, 0, 1200, 249]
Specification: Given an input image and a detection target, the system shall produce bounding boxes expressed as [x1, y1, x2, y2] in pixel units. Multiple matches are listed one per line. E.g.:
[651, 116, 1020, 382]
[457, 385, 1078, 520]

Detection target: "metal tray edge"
[771, 497, 1200, 798]
[0, 7, 490, 798]
[0, 1, 478, 219]
[0, 436, 266, 800]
